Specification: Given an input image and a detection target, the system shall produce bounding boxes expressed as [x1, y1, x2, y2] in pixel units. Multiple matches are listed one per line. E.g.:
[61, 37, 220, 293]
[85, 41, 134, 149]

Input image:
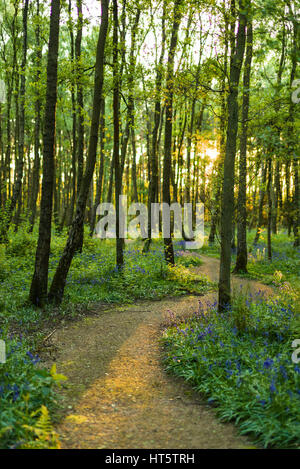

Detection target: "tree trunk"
[90, 97, 105, 236]
[48, 0, 109, 305]
[267, 157, 272, 260]
[163, 0, 183, 265]
[113, 0, 124, 269]
[234, 20, 253, 273]
[74, 0, 85, 252]
[29, 0, 61, 306]
[208, 7, 229, 245]
[253, 159, 267, 245]
[218, 0, 246, 312]
[143, 0, 166, 253]
[0, 0, 29, 241]
[288, 14, 299, 246]
[67, 0, 77, 227]
[29, 0, 42, 233]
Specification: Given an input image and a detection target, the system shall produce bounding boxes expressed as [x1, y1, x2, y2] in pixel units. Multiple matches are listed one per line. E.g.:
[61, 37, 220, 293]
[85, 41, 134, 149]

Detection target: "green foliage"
[175, 251, 203, 267]
[247, 231, 300, 289]
[0, 227, 212, 449]
[200, 230, 300, 291]
[162, 291, 300, 448]
[5, 229, 36, 257]
[62, 238, 211, 304]
[0, 229, 212, 333]
[0, 245, 6, 282]
[0, 332, 64, 449]
[230, 291, 252, 333]
[21, 405, 61, 449]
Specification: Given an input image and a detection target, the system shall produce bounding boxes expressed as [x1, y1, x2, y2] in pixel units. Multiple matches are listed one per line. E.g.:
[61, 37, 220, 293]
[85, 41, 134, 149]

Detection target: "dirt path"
[52, 256, 273, 449]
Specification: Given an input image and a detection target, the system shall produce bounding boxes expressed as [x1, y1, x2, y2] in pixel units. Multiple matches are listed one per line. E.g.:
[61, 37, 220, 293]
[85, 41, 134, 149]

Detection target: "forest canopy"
[0, 0, 299, 451]
[0, 0, 299, 306]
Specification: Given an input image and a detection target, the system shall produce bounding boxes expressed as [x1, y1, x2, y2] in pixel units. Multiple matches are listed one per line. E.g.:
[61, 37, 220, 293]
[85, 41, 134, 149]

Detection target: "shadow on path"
[52, 255, 273, 449]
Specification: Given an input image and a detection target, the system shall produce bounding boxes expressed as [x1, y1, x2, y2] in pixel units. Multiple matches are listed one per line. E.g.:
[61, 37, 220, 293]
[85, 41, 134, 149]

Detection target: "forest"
[0, 0, 299, 451]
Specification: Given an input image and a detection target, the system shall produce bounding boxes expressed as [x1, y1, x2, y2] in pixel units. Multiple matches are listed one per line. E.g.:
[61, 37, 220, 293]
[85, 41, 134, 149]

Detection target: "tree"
[29, 0, 42, 233]
[48, 0, 110, 305]
[163, 0, 183, 265]
[112, 0, 124, 270]
[143, 0, 166, 253]
[287, 3, 299, 247]
[0, 0, 29, 241]
[234, 18, 253, 273]
[218, 0, 247, 312]
[74, 0, 85, 252]
[29, 0, 61, 306]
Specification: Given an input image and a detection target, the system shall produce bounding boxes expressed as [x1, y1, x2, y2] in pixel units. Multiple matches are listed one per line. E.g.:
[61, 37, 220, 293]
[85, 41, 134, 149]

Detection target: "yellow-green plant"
[21, 405, 61, 449]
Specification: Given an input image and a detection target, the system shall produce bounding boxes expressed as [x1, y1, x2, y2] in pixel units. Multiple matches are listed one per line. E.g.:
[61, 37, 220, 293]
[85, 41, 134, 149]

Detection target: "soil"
[50, 255, 273, 449]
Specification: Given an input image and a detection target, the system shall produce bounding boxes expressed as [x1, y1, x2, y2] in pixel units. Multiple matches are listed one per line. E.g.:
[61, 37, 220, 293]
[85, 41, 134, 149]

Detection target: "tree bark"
[234, 20, 253, 273]
[74, 0, 85, 252]
[113, 0, 124, 269]
[29, 0, 61, 306]
[288, 13, 299, 246]
[218, 0, 246, 312]
[29, 0, 42, 233]
[143, 0, 166, 253]
[208, 6, 229, 245]
[90, 97, 105, 236]
[163, 0, 183, 265]
[267, 157, 272, 260]
[48, 0, 109, 305]
[253, 159, 267, 245]
[0, 0, 29, 241]
[67, 0, 77, 227]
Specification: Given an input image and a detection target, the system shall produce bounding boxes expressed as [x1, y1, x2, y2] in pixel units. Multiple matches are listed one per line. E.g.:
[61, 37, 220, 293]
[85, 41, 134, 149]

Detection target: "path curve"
[52, 255, 273, 449]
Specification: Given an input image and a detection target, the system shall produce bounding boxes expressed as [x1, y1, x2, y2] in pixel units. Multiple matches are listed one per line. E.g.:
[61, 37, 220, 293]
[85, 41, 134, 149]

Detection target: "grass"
[197, 229, 300, 289]
[246, 231, 300, 289]
[0, 331, 65, 448]
[162, 229, 300, 448]
[1, 224, 298, 448]
[0, 228, 212, 334]
[162, 280, 300, 448]
[0, 224, 212, 449]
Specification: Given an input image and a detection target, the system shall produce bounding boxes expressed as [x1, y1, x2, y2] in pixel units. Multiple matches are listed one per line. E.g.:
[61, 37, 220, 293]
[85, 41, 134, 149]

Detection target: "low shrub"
[5, 230, 36, 258]
[162, 291, 300, 448]
[0, 332, 66, 449]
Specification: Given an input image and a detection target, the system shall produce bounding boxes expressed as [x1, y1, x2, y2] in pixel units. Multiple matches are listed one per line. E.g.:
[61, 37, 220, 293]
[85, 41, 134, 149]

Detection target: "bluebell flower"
[263, 358, 274, 369]
[280, 365, 288, 380]
[270, 382, 277, 393]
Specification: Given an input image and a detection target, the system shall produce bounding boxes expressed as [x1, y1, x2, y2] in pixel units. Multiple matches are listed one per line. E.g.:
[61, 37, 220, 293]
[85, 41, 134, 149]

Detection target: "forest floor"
[50, 255, 274, 449]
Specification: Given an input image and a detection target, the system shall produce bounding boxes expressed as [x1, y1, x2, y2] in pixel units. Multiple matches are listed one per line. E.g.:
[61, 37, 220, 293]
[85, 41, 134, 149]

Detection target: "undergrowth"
[0, 224, 211, 449]
[162, 285, 300, 448]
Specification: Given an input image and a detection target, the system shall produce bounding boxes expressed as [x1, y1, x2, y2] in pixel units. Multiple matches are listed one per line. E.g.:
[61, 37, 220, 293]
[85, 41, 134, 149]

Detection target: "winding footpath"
[52, 256, 273, 449]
